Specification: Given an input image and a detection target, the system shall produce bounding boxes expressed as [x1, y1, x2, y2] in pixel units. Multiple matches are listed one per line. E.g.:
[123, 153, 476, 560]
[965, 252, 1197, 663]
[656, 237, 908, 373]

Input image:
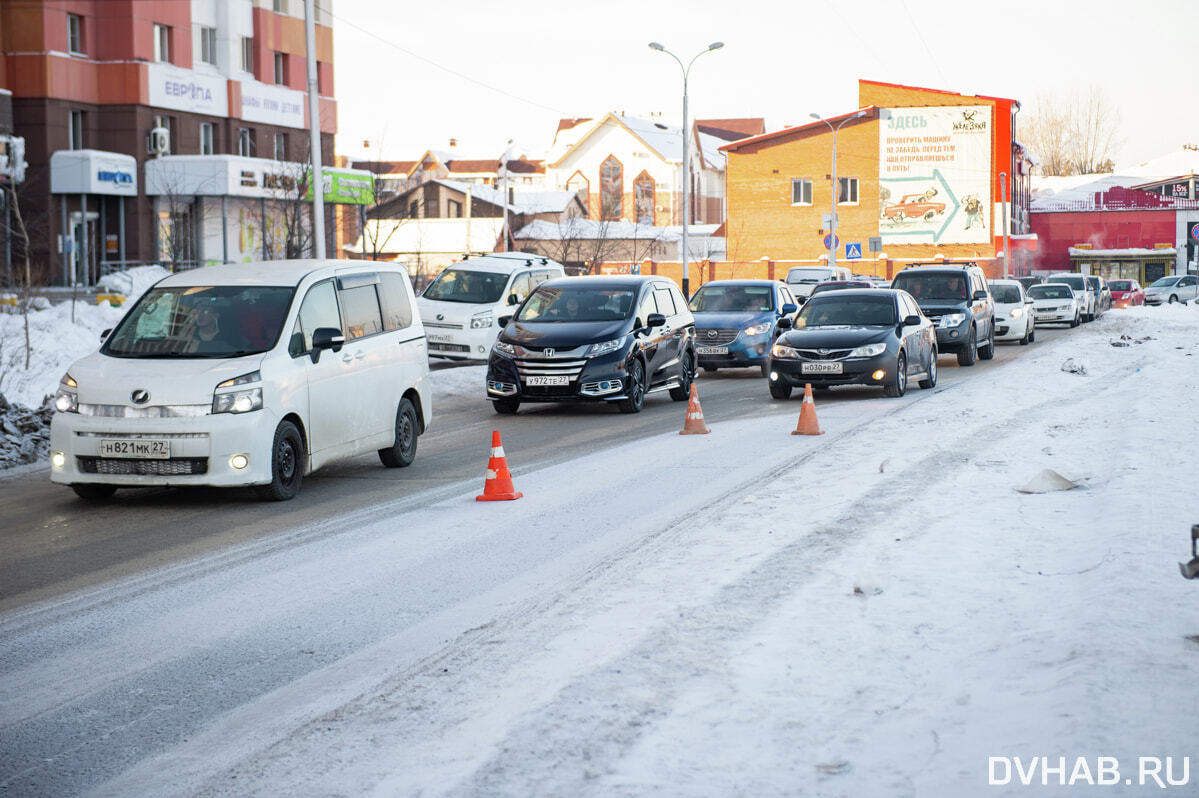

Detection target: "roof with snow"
[548, 113, 727, 171]
[349, 218, 505, 255]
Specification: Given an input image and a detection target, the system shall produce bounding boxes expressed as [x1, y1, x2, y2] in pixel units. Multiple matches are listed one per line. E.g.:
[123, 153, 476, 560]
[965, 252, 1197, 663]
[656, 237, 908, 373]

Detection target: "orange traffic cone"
[476, 430, 523, 501]
[679, 383, 710, 435]
[791, 383, 824, 436]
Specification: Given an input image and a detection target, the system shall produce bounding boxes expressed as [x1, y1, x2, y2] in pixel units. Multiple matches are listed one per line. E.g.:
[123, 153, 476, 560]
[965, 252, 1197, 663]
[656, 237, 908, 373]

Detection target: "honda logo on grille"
[543, 348, 555, 358]
[131, 389, 150, 404]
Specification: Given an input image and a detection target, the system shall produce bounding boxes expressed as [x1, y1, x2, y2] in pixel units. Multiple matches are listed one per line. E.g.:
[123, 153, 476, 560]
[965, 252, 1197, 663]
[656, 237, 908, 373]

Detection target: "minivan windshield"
[785, 268, 833, 285]
[796, 296, 896, 327]
[104, 285, 294, 358]
[1053, 275, 1087, 291]
[1029, 285, 1072, 300]
[422, 268, 509, 303]
[891, 273, 969, 301]
[1150, 276, 1179, 288]
[989, 284, 1022, 304]
[516, 286, 635, 323]
[689, 285, 774, 313]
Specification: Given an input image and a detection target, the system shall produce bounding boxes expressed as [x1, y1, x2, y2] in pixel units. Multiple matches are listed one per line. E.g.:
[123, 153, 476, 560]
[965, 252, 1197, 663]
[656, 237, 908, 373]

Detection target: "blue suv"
[688, 280, 799, 376]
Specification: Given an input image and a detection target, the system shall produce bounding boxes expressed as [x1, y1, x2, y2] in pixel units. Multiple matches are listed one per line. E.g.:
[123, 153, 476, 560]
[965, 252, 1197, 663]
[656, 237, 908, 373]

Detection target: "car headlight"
[212, 387, 263, 414]
[54, 372, 78, 413]
[1010, 307, 1023, 318]
[743, 322, 772, 336]
[493, 340, 517, 356]
[470, 312, 494, 329]
[770, 343, 799, 359]
[848, 342, 887, 358]
[938, 313, 966, 328]
[586, 335, 627, 358]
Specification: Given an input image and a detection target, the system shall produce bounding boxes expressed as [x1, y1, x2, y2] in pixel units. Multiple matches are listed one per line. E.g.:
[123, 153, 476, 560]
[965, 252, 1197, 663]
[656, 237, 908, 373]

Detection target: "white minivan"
[784, 265, 853, 301]
[417, 252, 566, 359]
[50, 260, 432, 501]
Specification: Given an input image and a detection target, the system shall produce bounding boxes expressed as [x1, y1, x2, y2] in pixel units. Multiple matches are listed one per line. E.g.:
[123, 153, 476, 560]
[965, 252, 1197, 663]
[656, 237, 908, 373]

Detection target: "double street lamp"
[810, 110, 866, 271]
[649, 40, 723, 298]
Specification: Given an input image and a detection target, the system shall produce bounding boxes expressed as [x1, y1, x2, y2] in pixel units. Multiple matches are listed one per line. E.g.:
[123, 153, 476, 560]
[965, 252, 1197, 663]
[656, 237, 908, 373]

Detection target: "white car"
[50, 260, 432, 501]
[784, 265, 853, 301]
[988, 279, 1036, 344]
[1046, 272, 1097, 321]
[417, 252, 566, 359]
[1027, 282, 1081, 327]
[1144, 274, 1199, 305]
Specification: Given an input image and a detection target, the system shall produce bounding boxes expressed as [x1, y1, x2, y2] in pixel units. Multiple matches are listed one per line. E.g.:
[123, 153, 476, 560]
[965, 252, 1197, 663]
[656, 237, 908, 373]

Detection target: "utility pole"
[304, 0, 325, 259]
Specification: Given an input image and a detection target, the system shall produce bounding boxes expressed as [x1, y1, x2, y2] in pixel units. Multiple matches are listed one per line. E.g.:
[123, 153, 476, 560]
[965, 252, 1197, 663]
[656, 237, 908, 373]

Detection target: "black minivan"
[485, 276, 696, 414]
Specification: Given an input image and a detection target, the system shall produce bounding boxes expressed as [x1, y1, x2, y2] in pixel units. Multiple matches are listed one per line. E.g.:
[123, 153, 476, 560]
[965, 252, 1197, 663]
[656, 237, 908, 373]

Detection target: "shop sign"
[304, 167, 376, 205]
[239, 81, 305, 129]
[147, 63, 227, 116]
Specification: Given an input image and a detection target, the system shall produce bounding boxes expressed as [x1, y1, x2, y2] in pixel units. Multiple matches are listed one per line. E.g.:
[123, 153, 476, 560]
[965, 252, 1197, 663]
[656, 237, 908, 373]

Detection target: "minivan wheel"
[378, 398, 419, 468]
[885, 352, 907, 397]
[72, 483, 116, 500]
[956, 327, 978, 366]
[669, 349, 695, 401]
[618, 359, 646, 414]
[919, 348, 938, 389]
[492, 397, 520, 415]
[1168, 294, 1179, 304]
[255, 420, 304, 501]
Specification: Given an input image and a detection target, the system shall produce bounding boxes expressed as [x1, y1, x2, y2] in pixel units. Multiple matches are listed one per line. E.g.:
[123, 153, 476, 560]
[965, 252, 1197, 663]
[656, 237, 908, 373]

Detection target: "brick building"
[720, 80, 1034, 278]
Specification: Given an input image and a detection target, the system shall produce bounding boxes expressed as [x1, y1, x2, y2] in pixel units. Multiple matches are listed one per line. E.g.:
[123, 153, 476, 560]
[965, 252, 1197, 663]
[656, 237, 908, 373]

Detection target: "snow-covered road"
[1, 305, 1197, 797]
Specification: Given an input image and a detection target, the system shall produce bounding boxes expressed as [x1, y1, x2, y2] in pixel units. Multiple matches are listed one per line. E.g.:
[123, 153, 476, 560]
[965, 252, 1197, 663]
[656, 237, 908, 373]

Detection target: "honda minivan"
[417, 252, 566, 359]
[50, 260, 432, 501]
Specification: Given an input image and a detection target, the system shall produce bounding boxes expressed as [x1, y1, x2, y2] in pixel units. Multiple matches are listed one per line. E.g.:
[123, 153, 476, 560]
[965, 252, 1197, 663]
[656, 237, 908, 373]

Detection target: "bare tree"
[1022, 86, 1123, 176]
[2, 182, 38, 368]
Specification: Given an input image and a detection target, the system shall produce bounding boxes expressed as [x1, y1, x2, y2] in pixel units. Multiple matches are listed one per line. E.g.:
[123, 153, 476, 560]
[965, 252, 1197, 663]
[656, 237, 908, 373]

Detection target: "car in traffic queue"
[687, 279, 799, 376]
[1046, 272, 1097, 321]
[1109, 279, 1145, 308]
[50, 261, 432, 502]
[889, 263, 996, 366]
[417, 252, 566, 360]
[784, 265, 853, 301]
[809, 280, 877, 297]
[1087, 275, 1112, 319]
[485, 275, 696, 414]
[988, 279, 1036, 345]
[1027, 282, 1081, 327]
[1144, 274, 1199, 305]
[767, 288, 937, 399]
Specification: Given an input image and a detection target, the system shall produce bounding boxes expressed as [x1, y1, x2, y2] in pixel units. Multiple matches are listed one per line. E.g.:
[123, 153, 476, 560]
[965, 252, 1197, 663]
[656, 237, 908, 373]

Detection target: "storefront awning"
[50, 150, 137, 196]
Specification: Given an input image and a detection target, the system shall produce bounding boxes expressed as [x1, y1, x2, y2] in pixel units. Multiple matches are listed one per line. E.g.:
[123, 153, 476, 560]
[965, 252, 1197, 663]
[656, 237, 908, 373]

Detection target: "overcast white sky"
[330, 0, 1197, 171]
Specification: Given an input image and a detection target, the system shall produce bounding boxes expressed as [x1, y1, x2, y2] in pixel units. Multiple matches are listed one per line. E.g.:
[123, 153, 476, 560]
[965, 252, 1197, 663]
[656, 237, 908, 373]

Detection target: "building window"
[238, 128, 253, 157]
[200, 26, 217, 66]
[634, 172, 655, 225]
[600, 155, 623, 221]
[273, 0, 287, 11]
[837, 177, 859, 204]
[200, 123, 215, 155]
[68, 13, 84, 54]
[273, 132, 287, 161]
[791, 178, 812, 205]
[447, 199, 462, 218]
[241, 37, 253, 73]
[273, 52, 286, 85]
[69, 110, 84, 150]
[154, 24, 170, 62]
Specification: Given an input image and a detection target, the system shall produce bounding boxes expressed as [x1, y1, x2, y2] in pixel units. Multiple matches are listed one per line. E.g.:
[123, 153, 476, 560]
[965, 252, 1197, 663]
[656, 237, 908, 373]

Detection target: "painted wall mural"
[878, 106, 992, 245]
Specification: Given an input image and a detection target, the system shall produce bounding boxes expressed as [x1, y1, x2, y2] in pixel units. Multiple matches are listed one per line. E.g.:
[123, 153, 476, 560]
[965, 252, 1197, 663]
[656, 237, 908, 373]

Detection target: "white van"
[417, 252, 566, 359]
[49, 260, 432, 501]
[784, 265, 853, 300]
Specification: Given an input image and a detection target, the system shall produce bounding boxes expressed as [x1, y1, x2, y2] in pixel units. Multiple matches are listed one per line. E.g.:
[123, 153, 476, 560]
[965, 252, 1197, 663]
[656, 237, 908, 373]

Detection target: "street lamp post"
[649, 41, 723, 298]
[810, 110, 866, 271]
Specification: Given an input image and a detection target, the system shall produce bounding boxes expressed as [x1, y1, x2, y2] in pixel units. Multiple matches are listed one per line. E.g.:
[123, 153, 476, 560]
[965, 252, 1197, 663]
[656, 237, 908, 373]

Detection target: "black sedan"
[767, 288, 937, 399]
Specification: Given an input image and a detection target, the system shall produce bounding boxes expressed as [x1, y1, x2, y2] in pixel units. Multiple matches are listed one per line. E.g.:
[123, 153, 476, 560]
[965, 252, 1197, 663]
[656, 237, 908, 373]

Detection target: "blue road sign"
[1191, 224, 1199, 243]
[845, 242, 863, 260]
[631, 262, 641, 274]
[823, 234, 840, 250]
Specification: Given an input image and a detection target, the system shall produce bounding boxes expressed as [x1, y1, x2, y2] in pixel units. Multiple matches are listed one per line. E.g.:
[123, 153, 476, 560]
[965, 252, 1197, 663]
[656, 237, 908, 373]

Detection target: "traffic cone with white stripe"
[679, 383, 710, 435]
[476, 430, 523, 501]
[791, 383, 824, 436]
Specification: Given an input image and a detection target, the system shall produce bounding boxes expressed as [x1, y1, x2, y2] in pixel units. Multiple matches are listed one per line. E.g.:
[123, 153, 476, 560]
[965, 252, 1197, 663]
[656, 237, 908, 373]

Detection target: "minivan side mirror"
[776, 316, 793, 330]
[645, 312, 667, 329]
[507, 293, 520, 306]
[781, 303, 798, 315]
[100, 328, 112, 341]
[1024, 297, 1034, 304]
[497, 314, 513, 328]
[310, 326, 345, 363]
[973, 290, 989, 301]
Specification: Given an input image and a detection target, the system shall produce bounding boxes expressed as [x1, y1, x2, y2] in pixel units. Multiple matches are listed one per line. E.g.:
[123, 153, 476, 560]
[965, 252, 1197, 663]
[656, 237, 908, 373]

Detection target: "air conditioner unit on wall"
[146, 126, 169, 156]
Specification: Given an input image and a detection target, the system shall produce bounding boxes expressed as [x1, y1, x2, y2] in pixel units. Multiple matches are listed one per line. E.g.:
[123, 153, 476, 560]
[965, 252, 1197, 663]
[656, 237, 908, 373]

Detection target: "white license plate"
[427, 334, 453, 343]
[525, 375, 569, 386]
[801, 362, 843, 374]
[99, 438, 170, 459]
[696, 346, 728, 355]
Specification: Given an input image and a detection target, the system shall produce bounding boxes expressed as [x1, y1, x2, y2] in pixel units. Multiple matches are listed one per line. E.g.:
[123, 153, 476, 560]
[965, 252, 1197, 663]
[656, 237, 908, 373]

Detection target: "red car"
[882, 194, 947, 222]
[1108, 279, 1145, 308]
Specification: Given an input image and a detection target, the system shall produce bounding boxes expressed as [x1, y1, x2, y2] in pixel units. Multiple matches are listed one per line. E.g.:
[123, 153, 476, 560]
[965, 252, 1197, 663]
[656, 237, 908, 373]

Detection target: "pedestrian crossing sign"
[845, 242, 862, 260]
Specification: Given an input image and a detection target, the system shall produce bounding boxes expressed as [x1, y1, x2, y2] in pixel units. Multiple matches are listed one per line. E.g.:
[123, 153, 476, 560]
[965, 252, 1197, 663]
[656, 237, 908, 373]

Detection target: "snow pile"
[0, 393, 54, 469]
[95, 265, 170, 298]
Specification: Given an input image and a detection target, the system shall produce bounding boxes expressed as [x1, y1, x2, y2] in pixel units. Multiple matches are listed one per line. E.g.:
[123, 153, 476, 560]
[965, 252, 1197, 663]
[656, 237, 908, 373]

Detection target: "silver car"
[1144, 274, 1199, 305]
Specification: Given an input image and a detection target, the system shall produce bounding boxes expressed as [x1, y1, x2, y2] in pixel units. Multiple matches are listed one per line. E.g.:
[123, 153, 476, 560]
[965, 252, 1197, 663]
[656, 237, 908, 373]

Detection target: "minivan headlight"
[212, 387, 263, 414]
[493, 340, 517, 356]
[470, 312, 494, 329]
[849, 342, 887, 358]
[938, 313, 966, 328]
[586, 336, 627, 358]
[54, 372, 78, 413]
[744, 322, 772, 336]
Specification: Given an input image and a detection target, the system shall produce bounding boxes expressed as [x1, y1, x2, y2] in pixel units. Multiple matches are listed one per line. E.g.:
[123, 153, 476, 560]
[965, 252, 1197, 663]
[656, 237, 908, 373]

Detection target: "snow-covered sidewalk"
[57, 305, 1195, 797]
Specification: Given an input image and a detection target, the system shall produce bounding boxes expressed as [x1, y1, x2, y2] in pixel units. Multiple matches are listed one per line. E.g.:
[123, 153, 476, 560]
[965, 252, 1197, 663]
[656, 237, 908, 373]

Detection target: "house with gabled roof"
[544, 112, 762, 229]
